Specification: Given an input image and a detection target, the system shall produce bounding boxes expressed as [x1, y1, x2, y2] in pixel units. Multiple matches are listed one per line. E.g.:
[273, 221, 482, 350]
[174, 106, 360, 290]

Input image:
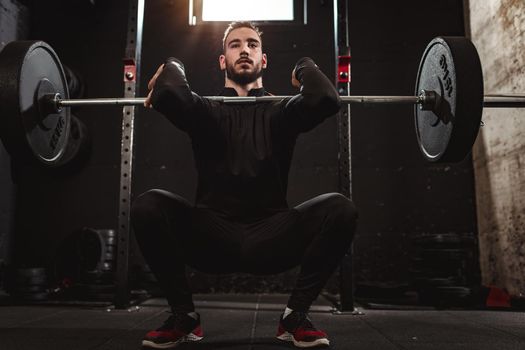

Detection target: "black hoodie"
[151, 57, 341, 221]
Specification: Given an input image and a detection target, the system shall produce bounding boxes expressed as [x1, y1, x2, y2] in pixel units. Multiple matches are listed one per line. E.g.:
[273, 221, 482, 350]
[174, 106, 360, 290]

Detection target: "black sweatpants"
[131, 190, 357, 313]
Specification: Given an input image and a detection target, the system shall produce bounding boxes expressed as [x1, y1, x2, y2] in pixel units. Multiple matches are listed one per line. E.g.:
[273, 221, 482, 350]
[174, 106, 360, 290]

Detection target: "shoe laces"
[157, 313, 191, 331]
[297, 314, 317, 331]
[285, 311, 317, 332]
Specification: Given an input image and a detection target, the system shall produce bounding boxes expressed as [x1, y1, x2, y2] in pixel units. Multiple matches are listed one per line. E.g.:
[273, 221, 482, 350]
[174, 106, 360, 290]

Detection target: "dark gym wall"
[347, 0, 479, 289]
[11, 0, 129, 268]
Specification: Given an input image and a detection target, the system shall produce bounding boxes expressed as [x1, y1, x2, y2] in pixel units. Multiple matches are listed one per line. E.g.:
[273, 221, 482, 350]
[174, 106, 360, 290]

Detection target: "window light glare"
[202, 0, 294, 22]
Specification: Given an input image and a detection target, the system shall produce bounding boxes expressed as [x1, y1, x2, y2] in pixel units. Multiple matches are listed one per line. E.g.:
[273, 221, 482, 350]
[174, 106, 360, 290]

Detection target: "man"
[132, 22, 358, 349]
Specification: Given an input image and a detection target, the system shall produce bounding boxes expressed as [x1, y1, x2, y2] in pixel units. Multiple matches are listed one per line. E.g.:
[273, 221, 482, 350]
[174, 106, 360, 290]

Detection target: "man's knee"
[318, 193, 358, 247]
[130, 189, 166, 223]
[130, 189, 191, 242]
[322, 192, 358, 225]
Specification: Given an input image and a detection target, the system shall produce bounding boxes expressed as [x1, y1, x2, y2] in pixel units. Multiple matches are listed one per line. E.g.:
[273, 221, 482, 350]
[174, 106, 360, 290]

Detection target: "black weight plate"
[98, 229, 116, 246]
[100, 229, 117, 240]
[420, 248, 466, 261]
[105, 244, 115, 255]
[14, 291, 49, 301]
[409, 267, 462, 278]
[105, 236, 116, 246]
[63, 64, 86, 99]
[413, 233, 463, 247]
[15, 275, 48, 286]
[83, 271, 113, 285]
[15, 267, 46, 277]
[78, 228, 104, 271]
[55, 114, 92, 170]
[415, 37, 483, 162]
[0, 41, 70, 165]
[14, 285, 47, 293]
[414, 277, 458, 288]
[101, 261, 113, 272]
[435, 286, 471, 298]
[103, 252, 115, 262]
[14, 268, 48, 285]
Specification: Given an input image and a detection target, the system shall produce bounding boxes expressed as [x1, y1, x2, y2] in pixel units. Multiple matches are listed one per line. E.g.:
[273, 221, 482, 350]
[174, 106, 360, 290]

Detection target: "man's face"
[220, 27, 267, 85]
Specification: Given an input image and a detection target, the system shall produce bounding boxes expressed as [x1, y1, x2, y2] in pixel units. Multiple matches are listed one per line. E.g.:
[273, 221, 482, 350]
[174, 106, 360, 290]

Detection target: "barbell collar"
[40, 92, 63, 115]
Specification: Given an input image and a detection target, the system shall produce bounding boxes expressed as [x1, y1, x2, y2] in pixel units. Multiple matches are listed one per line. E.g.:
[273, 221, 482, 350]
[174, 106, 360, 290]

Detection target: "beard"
[225, 59, 263, 85]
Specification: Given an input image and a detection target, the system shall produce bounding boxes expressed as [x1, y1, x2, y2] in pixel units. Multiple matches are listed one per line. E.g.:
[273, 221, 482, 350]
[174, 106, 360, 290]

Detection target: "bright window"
[201, 0, 294, 22]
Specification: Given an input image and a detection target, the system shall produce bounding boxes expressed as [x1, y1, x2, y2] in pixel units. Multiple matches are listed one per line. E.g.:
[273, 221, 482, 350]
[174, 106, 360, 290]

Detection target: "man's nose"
[240, 43, 250, 54]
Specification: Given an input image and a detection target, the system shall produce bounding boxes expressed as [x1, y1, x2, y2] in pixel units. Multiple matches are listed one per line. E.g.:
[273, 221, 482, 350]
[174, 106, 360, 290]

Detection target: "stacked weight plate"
[410, 233, 477, 307]
[9, 267, 49, 302]
[54, 228, 116, 300]
[81, 228, 116, 285]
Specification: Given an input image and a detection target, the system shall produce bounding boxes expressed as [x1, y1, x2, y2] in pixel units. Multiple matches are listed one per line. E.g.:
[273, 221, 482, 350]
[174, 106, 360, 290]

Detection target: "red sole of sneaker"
[277, 331, 330, 348]
[142, 333, 203, 349]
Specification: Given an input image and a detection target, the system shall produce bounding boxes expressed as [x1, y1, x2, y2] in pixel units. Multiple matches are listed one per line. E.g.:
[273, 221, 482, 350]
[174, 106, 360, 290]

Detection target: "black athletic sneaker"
[142, 312, 203, 349]
[276, 311, 330, 348]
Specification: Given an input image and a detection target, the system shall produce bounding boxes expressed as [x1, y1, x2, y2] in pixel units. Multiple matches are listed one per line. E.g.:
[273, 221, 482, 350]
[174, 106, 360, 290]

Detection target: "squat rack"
[114, 0, 144, 309]
[333, 0, 356, 313]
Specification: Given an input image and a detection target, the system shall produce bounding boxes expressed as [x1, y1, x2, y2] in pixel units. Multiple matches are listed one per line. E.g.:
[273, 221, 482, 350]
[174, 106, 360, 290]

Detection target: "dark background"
[0, 0, 479, 296]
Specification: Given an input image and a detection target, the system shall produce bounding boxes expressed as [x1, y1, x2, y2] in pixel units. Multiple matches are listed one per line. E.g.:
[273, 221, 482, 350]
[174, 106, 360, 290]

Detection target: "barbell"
[0, 37, 524, 167]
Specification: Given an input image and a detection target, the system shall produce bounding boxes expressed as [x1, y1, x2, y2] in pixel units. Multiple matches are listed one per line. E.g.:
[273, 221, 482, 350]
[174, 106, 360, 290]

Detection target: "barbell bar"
[56, 95, 423, 107]
[0, 37, 524, 167]
[481, 94, 525, 108]
[51, 93, 525, 108]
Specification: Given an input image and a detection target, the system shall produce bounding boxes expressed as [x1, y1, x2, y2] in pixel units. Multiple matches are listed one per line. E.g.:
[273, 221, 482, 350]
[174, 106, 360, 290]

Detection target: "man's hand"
[144, 63, 165, 108]
[291, 68, 301, 88]
[145, 58, 186, 108]
[292, 57, 318, 89]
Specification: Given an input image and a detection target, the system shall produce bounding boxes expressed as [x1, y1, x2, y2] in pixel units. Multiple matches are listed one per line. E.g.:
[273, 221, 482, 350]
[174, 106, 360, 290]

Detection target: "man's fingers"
[291, 68, 300, 88]
[145, 63, 166, 107]
[147, 64, 165, 90]
[147, 77, 154, 91]
[144, 90, 153, 108]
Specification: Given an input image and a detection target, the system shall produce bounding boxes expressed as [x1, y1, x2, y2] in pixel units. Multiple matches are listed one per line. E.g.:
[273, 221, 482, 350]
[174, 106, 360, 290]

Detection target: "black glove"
[164, 57, 185, 73]
[293, 57, 318, 81]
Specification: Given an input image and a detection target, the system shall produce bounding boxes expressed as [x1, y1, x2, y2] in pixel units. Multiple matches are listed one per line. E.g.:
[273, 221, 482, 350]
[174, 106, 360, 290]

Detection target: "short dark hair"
[222, 21, 263, 51]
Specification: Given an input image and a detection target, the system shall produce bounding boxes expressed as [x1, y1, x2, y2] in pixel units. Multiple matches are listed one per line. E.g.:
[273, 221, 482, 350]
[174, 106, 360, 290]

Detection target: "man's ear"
[262, 53, 268, 69]
[219, 54, 226, 71]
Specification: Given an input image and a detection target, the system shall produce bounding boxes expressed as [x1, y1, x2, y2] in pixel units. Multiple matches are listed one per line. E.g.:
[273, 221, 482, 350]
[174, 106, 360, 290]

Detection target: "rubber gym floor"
[1, 292, 524, 349]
